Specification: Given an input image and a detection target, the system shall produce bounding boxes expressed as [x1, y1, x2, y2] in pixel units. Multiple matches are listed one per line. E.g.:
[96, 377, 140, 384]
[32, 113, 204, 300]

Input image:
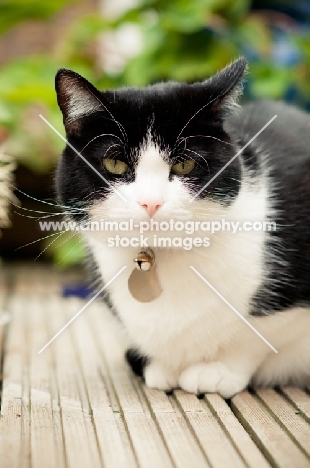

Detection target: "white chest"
[87, 225, 265, 370]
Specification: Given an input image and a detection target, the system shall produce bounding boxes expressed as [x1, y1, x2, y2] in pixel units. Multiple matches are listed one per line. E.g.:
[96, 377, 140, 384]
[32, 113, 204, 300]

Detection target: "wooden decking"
[0, 264, 310, 468]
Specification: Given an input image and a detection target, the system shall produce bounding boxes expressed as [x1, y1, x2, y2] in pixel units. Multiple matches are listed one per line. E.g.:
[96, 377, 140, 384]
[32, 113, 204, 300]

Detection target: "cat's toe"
[179, 362, 248, 398]
[144, 362, 178, 391]
[217, 374, 249, 399]
[179, 362, 223, 394]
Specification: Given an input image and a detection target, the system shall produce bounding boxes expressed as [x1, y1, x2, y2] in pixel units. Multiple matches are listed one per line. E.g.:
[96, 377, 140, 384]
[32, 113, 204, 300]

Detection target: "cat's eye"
[103, 159, 128, 175]
[171, 159, 195, 175]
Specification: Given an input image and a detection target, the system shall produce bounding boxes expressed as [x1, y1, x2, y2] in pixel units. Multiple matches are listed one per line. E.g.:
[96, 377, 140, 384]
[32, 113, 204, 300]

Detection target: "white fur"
[85, 138, 310, 398]
[65, 81, 102, 122]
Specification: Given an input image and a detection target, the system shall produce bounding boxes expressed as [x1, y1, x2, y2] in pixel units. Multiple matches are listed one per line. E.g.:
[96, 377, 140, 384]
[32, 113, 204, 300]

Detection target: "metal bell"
[134, 248, 155, 271]
[129, 247, 162, 302]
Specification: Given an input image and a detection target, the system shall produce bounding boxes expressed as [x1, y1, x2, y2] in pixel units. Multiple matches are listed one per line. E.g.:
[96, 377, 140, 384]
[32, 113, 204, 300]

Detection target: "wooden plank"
[281, 387, 310, 422]
[172, 390, 247, 468]
[231, 390, 310, 468]
[256, 388, 310, 458]
[69, 302, 138, 468]
[149, 411, 208, 468]
[90, 302, 174, 468]
[10, 267, 74, 468]
[1, 272, 67, 468]
[204, 393, 270, 468]
[46, 295, 103, 468]
[141, 386, 211, 468]
[25, 293, 66, 468]
[0, 272, 33, 468]
[0, 276, 9, 393]
[0, 294, 27, 468]
[3, 265, 310, 468]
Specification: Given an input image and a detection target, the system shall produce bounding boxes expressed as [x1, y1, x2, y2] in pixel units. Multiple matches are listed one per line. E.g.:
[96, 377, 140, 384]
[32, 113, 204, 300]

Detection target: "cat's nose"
[140, 203, 162, 218]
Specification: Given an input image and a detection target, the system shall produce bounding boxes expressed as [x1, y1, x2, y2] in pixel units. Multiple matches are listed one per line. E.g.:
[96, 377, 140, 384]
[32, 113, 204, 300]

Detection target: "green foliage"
[1, 0, 309, 174]
[43, 232, 86, 267]
[0, 7, 106, 172]
[1, 0, 310, 263]
[0, 0, 77, 35]
[105, 0, 310, 102]
[108, 0, 251, 85]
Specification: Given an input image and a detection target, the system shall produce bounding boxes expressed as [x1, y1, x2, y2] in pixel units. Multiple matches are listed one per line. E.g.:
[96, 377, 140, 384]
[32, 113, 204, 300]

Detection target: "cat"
[55, 57, 310, 398]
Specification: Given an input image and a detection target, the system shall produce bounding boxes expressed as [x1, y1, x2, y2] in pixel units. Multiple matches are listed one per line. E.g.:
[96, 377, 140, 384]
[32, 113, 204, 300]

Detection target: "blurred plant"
[0, 0, 77, 35]
[1, 0, 310, 174]
[42, 231, 86, 268]
[0, 0, 310, 264]
[0, 147, 16, 232]
[105, 0, 310, 103]
[0, 0, 97, 174]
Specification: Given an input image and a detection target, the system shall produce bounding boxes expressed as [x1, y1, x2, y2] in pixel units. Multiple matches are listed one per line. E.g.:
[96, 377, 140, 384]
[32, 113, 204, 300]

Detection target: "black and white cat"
[55, 57, 310, 398]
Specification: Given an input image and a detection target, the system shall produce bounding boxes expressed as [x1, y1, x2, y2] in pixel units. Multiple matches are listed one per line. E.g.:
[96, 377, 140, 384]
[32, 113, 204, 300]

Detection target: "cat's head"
[55, 57, 246, 242]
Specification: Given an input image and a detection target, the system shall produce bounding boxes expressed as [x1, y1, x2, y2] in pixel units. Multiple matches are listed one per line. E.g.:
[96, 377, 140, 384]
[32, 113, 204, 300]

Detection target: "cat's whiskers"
[172, 151, 205, 172]
[9, 201, 63, 216]
[194, 206, 234, 216]
[183, 148, 211, 175]
[34, 220, 85, 261]
[15, 230, 68, 252]
[9, 199, 85, 224]
[173, 90, 230, 149]
[81, 189, 110, 203]
[56, 236, 85, 266]
[11, 203, 83, 216]
[103, 144, 123, 159]
[34, 230, 68, 261]
[8, 187, 89, 259]
[173, 134, 232, 175]
[105, 149, 123, 160]
[10, 185, 88, 213]
[176, 135, 233, 148]
[88, 89, 128, 144]
[13, 211, 75, 220]
[80, 135, 124, 154]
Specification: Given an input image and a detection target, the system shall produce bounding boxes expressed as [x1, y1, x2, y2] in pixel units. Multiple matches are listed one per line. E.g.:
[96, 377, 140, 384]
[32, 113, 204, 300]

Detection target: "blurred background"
[0, 0, 310, 267]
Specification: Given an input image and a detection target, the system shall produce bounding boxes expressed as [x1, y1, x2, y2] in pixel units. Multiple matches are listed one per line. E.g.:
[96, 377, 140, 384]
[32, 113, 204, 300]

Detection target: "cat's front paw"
[144, 361, 178, 391]
[179, 362, 249, 398]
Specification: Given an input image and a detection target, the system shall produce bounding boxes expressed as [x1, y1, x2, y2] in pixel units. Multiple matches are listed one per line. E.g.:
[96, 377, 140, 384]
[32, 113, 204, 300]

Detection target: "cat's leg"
[253, 324, 310, 387]
[179, 361, 250, 398]
[179, 307, 310, 397]
[144, 360, 179, 391]
[126, 349, 178, 390]
[125, 348, 149, 377]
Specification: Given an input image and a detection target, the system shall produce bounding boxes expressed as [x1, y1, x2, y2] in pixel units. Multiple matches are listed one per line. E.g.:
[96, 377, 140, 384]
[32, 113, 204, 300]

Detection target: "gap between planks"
[1, 265, 310, 468]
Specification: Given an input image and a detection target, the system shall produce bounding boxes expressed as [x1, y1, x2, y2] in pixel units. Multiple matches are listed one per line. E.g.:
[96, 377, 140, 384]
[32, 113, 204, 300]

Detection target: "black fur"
[56, 58, 246, 217]
[125, 348, 149, 377]
[227, 100, 310, 314]
[55, 58, 310, 321]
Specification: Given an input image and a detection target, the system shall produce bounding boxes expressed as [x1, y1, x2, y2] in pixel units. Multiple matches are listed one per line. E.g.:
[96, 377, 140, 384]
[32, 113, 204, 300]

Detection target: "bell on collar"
[129, 247, 162, 302]
[134, 248, 155, 271]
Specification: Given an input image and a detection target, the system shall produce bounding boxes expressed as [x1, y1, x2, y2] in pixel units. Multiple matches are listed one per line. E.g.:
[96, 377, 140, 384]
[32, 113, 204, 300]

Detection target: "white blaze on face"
[134, 140, 170, 216]
[89, 133, 193, 230]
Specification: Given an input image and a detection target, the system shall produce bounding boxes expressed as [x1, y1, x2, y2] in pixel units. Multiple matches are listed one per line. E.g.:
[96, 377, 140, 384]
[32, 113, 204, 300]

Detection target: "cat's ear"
[55, 69, 103, 134]
[200, 57, 247, 114]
